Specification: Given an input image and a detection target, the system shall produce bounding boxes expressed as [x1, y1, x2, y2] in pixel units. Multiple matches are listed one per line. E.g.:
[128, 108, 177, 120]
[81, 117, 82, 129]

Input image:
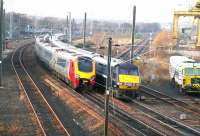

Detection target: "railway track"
[140, 85, 200, 119]
[85, 92, 186, 136]
[90, 90, 200, 136]
[129, 97, 200, 136]
[117, 37, 150, 60]
[42, 75, 144, 136]
[93, 92, 200, 136]
[11, 45, 70, 136]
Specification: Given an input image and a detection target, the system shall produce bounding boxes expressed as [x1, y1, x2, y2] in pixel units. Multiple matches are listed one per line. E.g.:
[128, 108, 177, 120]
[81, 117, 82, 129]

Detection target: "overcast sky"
[5, 0, 197, 23]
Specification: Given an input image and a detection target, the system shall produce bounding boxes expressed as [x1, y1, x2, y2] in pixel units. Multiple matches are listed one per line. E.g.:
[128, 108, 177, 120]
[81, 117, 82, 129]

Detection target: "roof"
[170, 55, 200, 68]
[36, 36, 88, 60]
[51, 34, 124, 67]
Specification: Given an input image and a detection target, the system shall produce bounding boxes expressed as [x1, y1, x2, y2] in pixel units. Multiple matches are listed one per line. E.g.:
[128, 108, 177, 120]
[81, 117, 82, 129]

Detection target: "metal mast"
[130, 6, 136, 63]
[83, 12, 87, 49]
[104, 37, 112, 136]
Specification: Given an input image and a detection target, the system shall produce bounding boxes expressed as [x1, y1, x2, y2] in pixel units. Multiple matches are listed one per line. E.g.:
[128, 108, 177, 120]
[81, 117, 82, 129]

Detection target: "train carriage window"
[57, 58, 66, 68]
[96, 63, 107, 75]
[112, 67, 117, 79]
[45, 51, 52, 61]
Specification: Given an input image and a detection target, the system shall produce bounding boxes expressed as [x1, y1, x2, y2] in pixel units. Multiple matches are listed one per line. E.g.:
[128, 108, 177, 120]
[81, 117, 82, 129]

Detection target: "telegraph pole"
[2, 9, 5, 51]
[0, 0, 3, 87]
[66, 15, 69, 42]
[9, 12, 13, 39]
[104, 37, 112, 136]
[83, 12, 87, 49]
[130, 6, 136, 63]
[69, 12, 72, 44]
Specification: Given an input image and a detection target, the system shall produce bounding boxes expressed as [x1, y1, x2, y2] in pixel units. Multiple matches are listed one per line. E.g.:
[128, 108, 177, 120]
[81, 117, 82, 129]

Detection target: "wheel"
[115, 90, 120, 99]
[113, 89, 118, 98]
[134, 92, 139, 98]
[171, 78, 175, 88]
[69, 81, 75, 89]
[179, 85, 183, 93]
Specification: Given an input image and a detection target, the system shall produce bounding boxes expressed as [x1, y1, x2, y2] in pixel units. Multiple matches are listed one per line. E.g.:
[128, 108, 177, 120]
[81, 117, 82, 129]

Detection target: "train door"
[69, 61, 76, 88]
[56, 57, 66, 75]
[63, 60, 69, 83]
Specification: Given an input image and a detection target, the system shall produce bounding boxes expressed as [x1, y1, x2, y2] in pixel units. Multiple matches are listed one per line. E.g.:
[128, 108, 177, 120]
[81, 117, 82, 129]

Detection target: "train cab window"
[118, 66, 139, 75]
[78, 57, 93, 72]
[185, 68, 200, 76]
[184, 68, 194, 76]
[57, 58, 66, 67]
[196, 68, 200, 76]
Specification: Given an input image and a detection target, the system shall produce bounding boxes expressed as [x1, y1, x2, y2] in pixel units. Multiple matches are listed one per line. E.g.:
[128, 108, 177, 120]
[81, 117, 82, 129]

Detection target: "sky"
[4, 0, 197, 23]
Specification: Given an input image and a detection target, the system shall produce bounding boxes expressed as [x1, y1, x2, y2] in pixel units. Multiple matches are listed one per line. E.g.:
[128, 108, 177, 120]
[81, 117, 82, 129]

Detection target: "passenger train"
[51, 34, 141, 99]
[35, 35, 96, 90]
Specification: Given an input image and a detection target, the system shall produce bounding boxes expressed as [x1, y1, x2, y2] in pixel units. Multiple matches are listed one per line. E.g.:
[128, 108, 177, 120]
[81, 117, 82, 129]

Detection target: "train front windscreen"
[78, 57, 93, 72]
[118, 66, 139, 75]
[184, 68, 200, 76]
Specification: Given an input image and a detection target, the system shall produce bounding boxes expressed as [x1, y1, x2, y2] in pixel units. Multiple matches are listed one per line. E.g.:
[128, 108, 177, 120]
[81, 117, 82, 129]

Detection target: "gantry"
[173, 0, 200, 47]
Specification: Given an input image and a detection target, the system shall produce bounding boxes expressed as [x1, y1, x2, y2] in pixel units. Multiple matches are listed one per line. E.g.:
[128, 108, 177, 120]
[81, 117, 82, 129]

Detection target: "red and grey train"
[35, 35, 96, 90]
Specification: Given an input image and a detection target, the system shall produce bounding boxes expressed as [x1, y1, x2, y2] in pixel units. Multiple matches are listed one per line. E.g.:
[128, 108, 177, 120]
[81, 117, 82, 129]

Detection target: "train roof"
[170, 56, 195, 63]
[36, 36, 88, 59]
[51, 36, 98, 57]
[170, 56, 200, 68]
[51, 34, 125, 67]
[92, 55, 123, 67]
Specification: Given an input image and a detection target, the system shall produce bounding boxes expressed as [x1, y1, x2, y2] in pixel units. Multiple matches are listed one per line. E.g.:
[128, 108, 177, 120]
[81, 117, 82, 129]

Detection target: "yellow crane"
[173, 0, 200, 47]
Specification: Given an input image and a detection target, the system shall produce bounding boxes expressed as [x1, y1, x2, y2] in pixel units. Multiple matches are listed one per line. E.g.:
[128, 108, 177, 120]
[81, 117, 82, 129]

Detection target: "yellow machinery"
[169, 56, 200, 92]
[173, 0, 200, 47]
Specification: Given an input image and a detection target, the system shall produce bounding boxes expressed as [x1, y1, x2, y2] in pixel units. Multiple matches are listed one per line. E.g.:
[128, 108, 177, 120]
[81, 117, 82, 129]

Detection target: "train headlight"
[117, 82, 122, 85]
[183, 79, 186, 84]
[91, 76, 96, 81]
[75, 74, 80, 79]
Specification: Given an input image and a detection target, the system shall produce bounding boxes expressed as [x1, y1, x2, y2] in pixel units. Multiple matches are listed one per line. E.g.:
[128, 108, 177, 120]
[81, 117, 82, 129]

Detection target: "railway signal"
[104, 37, 112, 136]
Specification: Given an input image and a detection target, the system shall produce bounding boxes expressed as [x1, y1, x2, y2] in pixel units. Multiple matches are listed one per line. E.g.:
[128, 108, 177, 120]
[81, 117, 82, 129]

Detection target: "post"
[104, 37, 112, 136]
[130, 6, 136, 63]
[9, 12, 13, 39]
[83, 12, 87, 49]
[2, 9, 4, 51]
[66, 15, 69, 42]
[0, 0, 3, 87]
[197, 19, 200, 46]
[69, 12, 72, 44]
